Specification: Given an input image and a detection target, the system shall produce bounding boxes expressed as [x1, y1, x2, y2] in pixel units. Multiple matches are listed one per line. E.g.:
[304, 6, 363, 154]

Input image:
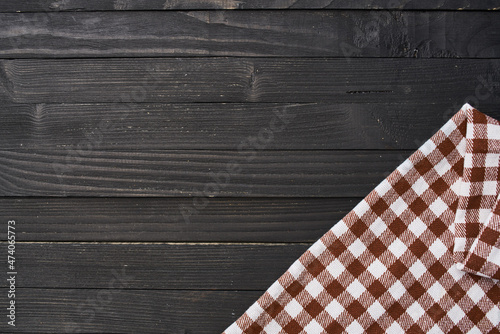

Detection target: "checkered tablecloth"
[223, 104, 500, 333]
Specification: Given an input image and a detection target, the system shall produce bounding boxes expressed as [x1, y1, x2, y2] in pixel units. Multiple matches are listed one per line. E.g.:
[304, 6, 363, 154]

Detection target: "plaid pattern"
[223, 104, 500, 334]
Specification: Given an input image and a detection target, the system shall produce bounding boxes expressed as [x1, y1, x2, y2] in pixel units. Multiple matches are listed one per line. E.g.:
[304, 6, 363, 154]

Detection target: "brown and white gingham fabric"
[223, 104, 500, 334]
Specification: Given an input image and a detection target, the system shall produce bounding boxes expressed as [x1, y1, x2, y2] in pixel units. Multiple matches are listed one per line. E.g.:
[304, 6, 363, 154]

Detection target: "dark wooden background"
[1, 1, 500, 333]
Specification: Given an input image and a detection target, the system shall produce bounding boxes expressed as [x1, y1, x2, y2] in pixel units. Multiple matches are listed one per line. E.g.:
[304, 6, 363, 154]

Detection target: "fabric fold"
[461, 192, 500, 280]
[223, 104, 500, 334]
[453, 104, 500, 280]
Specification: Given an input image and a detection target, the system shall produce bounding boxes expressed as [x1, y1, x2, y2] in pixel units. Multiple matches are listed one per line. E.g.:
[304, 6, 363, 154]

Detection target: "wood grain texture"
[5, 242, 309, 289]
[0, 58, 499, 104]
[0, 149, 410, 197]
[1, 5, 499, 333]
[2, 102, 500, 151]
[6, 288, 260, 333]
[0, 197, 356, 242]
[1, 11, 499, 58]
[0, 0, 498, 12]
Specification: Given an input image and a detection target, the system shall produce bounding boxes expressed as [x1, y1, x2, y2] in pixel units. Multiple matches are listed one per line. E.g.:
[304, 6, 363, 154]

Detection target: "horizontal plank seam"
[0, 241, 313, 245]
[2, 56, 500, 60]
[8, 287, 268, 292]
[0, 8, 498, 13]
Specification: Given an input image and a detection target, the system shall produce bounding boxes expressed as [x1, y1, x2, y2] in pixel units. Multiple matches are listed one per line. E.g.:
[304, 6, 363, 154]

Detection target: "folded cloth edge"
[454, 103, 500, 280]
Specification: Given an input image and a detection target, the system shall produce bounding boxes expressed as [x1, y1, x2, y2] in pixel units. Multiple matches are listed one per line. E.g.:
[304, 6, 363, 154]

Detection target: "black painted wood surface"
[0, 0, 499, 12]
[1, 11, 499, 58]
[1, 197, 358, 242]
[1, 58, 499, 104]
[0, 2, 499, 333]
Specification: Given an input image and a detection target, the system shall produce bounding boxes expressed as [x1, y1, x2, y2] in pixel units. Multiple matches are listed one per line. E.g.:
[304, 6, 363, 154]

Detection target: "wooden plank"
[6, 242, 309, 289]
[0, 197, 356, 242]
[8, 288, 259, 333]
[2, 102, 500, 151]
[0, 150, 410, 197]
[0, 0, 498, 12]
[0, 58, 498, 104]
[1, 11, 499, 58]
